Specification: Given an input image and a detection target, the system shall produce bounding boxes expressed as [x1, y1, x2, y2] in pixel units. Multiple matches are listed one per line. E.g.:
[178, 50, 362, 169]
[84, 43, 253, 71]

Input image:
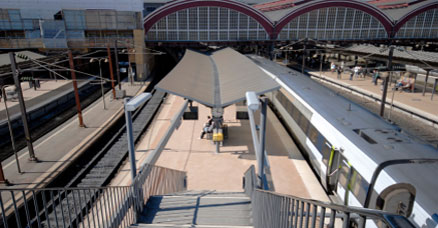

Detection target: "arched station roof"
[144, 0, 438, 41]
[144, 0, 275, 36]
[394, 1, 438, 34]
[275, 0, 394, 37]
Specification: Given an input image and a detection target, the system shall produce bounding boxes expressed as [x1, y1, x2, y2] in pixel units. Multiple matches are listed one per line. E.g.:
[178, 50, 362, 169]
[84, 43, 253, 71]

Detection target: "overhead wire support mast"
[68, 50, 85, 127]
[9, 52, 38, 162]
[114, 40, 122, 90]
[380, 44, 394, 117]
[1, 86, 21, 174]
[107, 45, 116, 99]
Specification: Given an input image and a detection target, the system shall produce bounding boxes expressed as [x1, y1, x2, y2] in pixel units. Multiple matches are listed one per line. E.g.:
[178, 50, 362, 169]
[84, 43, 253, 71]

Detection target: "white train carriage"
[248, 55, 438, 228]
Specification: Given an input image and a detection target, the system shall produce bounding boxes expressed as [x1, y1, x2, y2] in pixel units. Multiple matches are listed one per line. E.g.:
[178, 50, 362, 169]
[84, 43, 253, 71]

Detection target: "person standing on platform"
[353, 66, 360, 79]
[336, 66, 342, 79]
[372, 69, 380, 85]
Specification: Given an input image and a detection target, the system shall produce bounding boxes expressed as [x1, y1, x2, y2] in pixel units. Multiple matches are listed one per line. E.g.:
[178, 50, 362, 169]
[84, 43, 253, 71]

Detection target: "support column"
[114, 40, 121, 90]
[365, 59, 368, 77]
[124, 98, 136, 181]
[133, 29, 146, 81]
[302, 42, 306, 74]
[259, 98, 268, 190]
[107, 45, 116, 99]
[380, 45, 394, 117]
[422, 70, 430, 96]
[319, 52, 323, 77]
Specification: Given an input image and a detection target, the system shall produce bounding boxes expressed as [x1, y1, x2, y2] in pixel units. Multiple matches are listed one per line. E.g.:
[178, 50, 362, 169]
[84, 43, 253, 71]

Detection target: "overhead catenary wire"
[115, 40, 165, 55]
[0, 50, 107, 78]
[27, 56, 114, 82]
[26, 58, 70, 81]
[400, 47, 437, 71]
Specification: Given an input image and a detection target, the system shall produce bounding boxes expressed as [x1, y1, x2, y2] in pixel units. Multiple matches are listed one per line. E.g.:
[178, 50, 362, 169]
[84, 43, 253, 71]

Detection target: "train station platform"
[0, 80, 72, 116]
[306, 69, 438, 127]
[0, 82, 145, 192]
[110, 94, 328, 202]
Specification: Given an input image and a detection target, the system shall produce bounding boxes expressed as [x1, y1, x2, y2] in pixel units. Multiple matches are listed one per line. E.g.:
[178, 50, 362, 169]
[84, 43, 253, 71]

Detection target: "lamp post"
[124, 93, 152, 181]
[90, 58, 108, 110]
[246, 91, 268, 190]
[1, 85, 21, 174]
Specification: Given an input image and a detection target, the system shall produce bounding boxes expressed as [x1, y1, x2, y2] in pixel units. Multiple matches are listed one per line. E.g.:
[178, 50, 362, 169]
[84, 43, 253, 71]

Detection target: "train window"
[349, 169, 369, 204]
[286, 100, 294, 115]
[315, 134, 325, 155]
[276, 91, 285, 106]
[321, 141, 332, 165]
[291, 106, 301, 123]
[298, 116, 309, 134]
[307, 124, 319, 145]
[338, 159, 351, 189]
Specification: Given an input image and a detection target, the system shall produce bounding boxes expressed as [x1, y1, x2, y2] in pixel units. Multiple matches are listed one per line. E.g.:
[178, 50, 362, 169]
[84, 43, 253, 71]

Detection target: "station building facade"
[0, 0, 437, 77]
[144, 0, 438, 42]
[0, 0, 437, 47]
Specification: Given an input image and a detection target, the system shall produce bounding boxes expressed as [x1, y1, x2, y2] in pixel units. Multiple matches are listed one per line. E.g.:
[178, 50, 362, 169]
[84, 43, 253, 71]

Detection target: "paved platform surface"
[0, 80, 72, 116]
[111, 94, 328, 202]
[0, 82, 145, 191]
[307, 69, 438, 123]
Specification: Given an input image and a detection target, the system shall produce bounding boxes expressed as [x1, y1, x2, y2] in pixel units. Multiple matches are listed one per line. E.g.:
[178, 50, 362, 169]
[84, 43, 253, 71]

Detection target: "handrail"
[0, 163, 186, 228]
[243, 165, 415, 228]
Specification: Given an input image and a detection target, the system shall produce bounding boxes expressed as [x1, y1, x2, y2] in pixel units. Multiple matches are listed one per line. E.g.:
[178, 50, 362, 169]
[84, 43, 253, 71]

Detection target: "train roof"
[247, 55, 438, 214]
[248, 55, 438, 162]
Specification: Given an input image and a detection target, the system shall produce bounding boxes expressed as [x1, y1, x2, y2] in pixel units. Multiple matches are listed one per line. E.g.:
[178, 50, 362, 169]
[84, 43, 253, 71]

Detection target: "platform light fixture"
[124, 93, 152, 181]
[90, 58, 108, 109]
[245, 91, 260, 111]
[246, 91, 268, 190]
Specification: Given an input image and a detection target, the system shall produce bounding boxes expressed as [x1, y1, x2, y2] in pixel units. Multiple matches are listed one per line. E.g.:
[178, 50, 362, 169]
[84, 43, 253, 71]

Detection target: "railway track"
[39, 90, 166, 227]
[0, 89, 166, 228]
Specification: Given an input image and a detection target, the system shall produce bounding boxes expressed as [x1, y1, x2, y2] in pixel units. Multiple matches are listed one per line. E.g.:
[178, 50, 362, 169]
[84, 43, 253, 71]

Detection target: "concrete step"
[139, 191, 252, 227]
[160, 190, 249, 198]
[130, 223, 253, 228]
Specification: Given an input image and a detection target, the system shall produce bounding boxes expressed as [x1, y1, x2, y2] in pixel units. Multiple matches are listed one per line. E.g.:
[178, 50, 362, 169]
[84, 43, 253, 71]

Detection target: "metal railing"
[243, 165, 414, 228]
[0, 164, 186, 228]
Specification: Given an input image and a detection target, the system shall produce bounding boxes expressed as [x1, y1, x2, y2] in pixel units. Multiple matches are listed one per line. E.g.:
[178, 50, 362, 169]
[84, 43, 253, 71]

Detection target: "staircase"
[130, 190, 253, 228]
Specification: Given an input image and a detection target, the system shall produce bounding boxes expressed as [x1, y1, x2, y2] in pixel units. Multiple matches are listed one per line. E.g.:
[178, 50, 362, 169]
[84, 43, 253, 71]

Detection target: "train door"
[320, 141, 332, 190]
[325, 147, 341, 194]
[337, 157, 352, 205]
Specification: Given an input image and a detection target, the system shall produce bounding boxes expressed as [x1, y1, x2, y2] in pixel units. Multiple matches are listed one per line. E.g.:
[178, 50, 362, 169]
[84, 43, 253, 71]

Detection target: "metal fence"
[243, 165, 414, 228]
[0, 164, 186, 228]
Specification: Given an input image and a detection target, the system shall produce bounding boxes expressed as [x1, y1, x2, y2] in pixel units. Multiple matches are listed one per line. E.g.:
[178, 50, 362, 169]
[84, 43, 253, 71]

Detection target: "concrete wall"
[133, 29, 146, 81]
